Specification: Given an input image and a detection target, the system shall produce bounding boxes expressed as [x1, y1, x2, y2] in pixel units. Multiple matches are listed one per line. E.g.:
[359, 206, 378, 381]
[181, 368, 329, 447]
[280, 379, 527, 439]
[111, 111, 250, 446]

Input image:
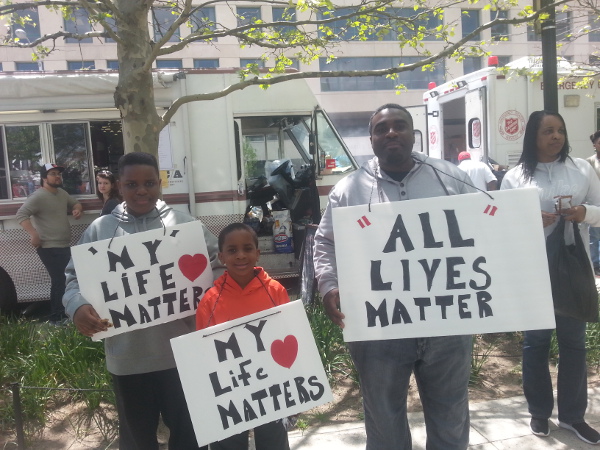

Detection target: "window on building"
[463, 57, 482, 74]
[12, 7, 41, 42]
[462, 10, 480, 40]
[272, 7, 297, 37]
[156, 59, 183, 69]
[237, 7, 262, 27]
[589, 14, 600, 42]
[497, 56, 511, 67]
[318, 7, 442, 42]
[107, 60, 119, 70]
[68, 61, 95, 70]
[64, 8, 93, 43]
[190, 7, 216, 38]
[16, 62, 42, 71]
[1, 121, 124, 200]
[555, 11, 572, 41]
[103, 15, 116, 43]
[153, 7, 180, 43]
[241, 58, 265, 68]
[193, 59, 219, 69]
[527, 23, 541, 41]
[0, 63, 3, 72]
[319, 57, 444, 91]
[491, 10, 509, 41]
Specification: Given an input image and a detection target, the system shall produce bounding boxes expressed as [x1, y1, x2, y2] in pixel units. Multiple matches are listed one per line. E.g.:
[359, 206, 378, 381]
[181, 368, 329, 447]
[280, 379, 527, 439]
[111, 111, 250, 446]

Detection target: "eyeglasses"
[97, 170, 113, 176]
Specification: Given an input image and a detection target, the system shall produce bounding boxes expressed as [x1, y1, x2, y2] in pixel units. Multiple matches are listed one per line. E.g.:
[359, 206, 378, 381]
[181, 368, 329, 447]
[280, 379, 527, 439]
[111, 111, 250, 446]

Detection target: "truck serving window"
[0, 120, 123, 200]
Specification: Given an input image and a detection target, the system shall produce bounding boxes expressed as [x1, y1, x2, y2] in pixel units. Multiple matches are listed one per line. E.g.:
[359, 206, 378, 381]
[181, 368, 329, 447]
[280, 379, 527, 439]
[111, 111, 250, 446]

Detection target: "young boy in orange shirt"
[196, 223, 290, 450]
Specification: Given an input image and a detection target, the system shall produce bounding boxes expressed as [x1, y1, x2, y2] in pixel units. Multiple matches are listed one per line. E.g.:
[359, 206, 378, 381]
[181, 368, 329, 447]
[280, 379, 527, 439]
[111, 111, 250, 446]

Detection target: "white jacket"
[501, 156, 600, 246]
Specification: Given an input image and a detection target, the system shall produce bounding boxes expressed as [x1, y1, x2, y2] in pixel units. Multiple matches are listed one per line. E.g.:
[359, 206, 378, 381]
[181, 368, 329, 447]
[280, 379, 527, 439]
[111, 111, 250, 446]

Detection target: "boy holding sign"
[196, 223, 290, 450]
[63, 152, 221, 450]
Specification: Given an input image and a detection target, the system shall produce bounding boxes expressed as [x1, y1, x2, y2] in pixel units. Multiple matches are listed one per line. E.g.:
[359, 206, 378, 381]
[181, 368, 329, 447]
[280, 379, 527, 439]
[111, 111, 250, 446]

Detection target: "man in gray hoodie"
[313, 104, 476, 450]
[63, 152, 222, 450]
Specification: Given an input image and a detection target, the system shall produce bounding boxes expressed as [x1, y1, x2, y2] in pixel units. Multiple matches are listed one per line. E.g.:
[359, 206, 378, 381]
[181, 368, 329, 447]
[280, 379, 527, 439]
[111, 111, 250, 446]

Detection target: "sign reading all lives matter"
[333, 188, 556, 342]
[172, 301, 333, 447]
[70, 221, 213, 341]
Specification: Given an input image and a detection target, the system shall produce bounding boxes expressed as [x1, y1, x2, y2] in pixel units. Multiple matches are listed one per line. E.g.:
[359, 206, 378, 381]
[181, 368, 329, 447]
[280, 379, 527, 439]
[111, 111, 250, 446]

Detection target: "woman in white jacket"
[501, 110, 600, 444]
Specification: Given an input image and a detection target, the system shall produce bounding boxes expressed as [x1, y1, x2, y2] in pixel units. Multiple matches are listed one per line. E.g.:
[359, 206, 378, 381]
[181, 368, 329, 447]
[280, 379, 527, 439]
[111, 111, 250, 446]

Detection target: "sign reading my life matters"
[171, 301, 333, 447]
[70, 221, 213, 341]
[333, 188, 556, 342]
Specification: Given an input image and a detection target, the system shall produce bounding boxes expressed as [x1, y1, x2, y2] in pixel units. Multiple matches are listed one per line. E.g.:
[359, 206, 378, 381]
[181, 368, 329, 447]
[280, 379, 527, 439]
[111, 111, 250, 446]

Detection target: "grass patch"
[0, 315, 113, 440]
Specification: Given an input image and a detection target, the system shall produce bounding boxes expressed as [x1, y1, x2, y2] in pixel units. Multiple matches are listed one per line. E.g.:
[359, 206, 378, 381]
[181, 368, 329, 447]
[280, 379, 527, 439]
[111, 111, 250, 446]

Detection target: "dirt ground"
[2, 332, 600, 449]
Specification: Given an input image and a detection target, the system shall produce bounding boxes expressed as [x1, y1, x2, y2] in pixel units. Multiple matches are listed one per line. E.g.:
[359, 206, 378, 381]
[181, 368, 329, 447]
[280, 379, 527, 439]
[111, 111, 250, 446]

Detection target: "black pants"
[112, 368, 206, 450]
[210, 420, 290, 450]
[36, 247, 70, 320]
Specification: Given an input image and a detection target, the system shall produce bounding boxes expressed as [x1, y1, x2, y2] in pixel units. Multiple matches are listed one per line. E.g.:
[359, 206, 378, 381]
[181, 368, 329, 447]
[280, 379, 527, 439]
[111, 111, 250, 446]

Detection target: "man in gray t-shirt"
[16, 163, 82, 321]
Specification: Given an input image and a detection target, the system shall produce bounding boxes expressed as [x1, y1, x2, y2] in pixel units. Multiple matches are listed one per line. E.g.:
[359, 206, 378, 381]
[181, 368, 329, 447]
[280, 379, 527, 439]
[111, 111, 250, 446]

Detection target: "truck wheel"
[0, 267, 18, 316]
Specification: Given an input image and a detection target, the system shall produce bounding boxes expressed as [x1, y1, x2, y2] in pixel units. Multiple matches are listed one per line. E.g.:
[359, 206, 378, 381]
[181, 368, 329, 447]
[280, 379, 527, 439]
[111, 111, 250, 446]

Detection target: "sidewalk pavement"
[288, 387, 600, 449]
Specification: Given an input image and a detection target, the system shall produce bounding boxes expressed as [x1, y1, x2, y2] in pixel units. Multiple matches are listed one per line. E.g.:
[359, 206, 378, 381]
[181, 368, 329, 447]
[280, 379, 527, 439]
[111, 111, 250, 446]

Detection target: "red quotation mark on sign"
[178, 254, 208, 281]
[271, 335, 298, 369]
[357, 215, 372, 228]
[483, 205, 498, 216]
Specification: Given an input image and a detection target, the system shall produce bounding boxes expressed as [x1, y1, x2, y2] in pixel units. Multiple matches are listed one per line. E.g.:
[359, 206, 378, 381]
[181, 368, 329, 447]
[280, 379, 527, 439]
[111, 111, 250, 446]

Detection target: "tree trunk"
[114, 0, 161, 157]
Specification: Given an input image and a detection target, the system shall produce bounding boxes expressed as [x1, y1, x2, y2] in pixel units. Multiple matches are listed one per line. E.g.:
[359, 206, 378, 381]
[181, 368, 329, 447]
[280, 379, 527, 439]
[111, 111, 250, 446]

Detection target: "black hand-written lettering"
[444, 210, 475, 247]
[135, 270, 150, 294]
[162, 292, 177, 315]
[238, 360, 252, 386]
[180, 288, 190, 312]
[138, 304, 151, 323]
[418, 259, 441, 291]
[446, 257, 466, 290]
[366, 299, 389, 327]
[251, 389, 268, 415]
[283, 381, 296, 408]
[383, 214, 414, 253]
[458, 294, 472, 319]
[210, 371, 232, 396]
[121, 273, 132, 297]
[401, 260, 410, 291]
[107, 246, 135, 272]
[256, 368, 267, 380]
[243, 399, 258, 422]
[391, 299, 413, 324]
[217, 401, 243, 429]
[214, 333, 243, 362]
[269, 384, 282, 410]
[371, 260, 392, 290]
[245, 320, 267, 352]
[159, 263, 175, 290]
[101, 281, 118, 302]
[308, 376, 325, 401]
[419, 212, 443, 248]
[108, 305, 137, 328]
[435, 295, 454, 319]
[477, 291, 493, 317]
[414, 297, 431, 321]
[141, 239, 161, 265]
[470, 257, 492, 290]
[294, 377, 311, 403]
[192, 286, 203, 309]
[147, 296, 161, 319]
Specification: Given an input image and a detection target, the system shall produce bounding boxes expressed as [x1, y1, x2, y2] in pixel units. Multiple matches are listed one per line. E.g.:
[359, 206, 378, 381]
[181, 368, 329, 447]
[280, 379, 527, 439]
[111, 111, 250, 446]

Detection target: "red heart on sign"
[178, 254, 208, 282]
[270, 335, 298, 369]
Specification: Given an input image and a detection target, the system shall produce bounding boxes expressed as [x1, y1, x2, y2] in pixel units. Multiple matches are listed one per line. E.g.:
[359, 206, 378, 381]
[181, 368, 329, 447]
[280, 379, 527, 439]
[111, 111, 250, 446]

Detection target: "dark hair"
[591, 130, 600, 144]
[118, 152, 159, 176]
[218, 223, 259, 251]
[519, 110, 570, 182]
[368, 103, 414, 136]
[96, 170, 122, 202]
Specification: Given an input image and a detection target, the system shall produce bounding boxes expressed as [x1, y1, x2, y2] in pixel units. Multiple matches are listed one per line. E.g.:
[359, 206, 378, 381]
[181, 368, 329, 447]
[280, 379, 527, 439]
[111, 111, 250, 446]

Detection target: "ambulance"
[421, 56, 600, 169]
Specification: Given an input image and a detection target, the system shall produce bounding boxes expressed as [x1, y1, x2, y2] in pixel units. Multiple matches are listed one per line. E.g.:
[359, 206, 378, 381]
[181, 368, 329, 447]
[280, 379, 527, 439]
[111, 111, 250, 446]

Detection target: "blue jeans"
[36, 247, 71, 320]
[348, 335, 472, 450]
[523, 314, 588, 424]
[590, 227, 600, 269]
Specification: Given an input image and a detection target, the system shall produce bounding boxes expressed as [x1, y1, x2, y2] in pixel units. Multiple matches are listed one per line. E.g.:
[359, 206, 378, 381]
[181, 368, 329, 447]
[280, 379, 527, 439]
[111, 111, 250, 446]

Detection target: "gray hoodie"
[63, 200, 222, 376]
[314, 153, 477, 298]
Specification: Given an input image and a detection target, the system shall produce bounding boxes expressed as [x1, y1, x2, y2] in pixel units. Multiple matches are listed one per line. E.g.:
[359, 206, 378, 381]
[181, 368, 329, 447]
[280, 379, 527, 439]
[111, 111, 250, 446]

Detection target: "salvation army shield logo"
[498, 110, 525, 141]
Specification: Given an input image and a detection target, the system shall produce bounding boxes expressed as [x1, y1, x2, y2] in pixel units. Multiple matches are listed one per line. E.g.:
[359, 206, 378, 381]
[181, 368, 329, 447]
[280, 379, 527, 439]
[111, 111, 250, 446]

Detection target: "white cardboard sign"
[332, 188, 556, 342]
[171, 301, 333, 447]
[70, 221, 213, 340]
